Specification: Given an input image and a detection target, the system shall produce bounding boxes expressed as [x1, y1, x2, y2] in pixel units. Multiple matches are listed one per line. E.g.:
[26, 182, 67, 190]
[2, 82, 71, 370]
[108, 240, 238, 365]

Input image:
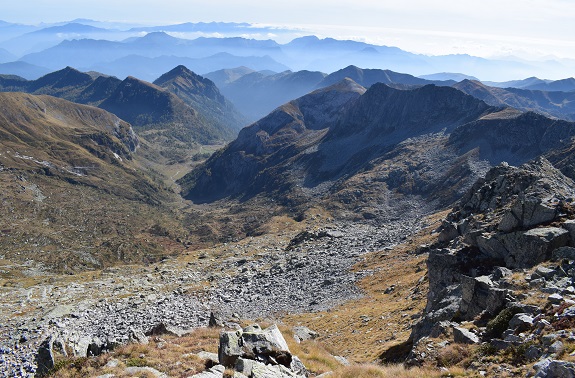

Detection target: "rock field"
[0, 208, 424, 377]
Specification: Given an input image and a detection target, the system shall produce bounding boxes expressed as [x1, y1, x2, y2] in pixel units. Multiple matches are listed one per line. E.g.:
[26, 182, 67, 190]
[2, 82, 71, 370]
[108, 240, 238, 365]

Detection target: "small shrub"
[476, 343, 497, 357]
[47, 357, 90, 377]
[485, 307, 522, 338]
[500, 342, 535, 365]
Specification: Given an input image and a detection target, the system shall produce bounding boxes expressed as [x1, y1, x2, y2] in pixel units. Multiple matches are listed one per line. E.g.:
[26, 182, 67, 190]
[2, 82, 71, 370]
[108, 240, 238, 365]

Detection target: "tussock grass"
[48, 327, 221, 377]
[328, 363, 468, 378]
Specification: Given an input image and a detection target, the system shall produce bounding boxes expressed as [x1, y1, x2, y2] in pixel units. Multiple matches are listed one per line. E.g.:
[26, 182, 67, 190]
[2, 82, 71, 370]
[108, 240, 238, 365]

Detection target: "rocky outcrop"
[411, 157, 575, 344]
[404, 157, 575, 372]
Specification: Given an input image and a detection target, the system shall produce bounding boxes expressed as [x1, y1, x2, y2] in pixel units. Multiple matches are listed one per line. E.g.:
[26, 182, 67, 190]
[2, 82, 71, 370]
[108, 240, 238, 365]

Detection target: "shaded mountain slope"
[99, 75, 234, 149]
[153, 65, 248, 133]
[448, 110, 575, 165]
[180, 80, 575, 220]
[0, 92, 185, 271]
[179, 82, 495, 205]
[453, 79, 575, 121]
[178, 78, 365, 202]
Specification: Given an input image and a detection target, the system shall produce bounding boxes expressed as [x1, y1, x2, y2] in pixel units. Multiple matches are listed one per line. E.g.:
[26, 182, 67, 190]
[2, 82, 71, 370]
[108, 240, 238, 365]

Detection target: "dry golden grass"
[48, 327, 221, 378]
[328, 363, 470, 378]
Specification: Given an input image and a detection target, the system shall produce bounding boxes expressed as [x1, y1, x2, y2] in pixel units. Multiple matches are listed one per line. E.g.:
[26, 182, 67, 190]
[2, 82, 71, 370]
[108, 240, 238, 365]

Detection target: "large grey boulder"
[535, 360, 575, 378]
[292, 326, 319, 343]
[189, 365, 225, 378]
[453, 327, 480, 344]
[236, 357, 303, 377]
[459, 275, 508, 318]
[508, 313, 534, 332]
[499, 197, 558, 232]
[563, 220, 575, 245]
[553, 246, 575, 261]
[219, 324, 293, 368]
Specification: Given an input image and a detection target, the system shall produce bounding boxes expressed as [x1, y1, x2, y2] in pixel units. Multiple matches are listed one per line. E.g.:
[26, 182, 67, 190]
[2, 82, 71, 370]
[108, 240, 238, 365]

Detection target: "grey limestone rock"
[549, 293, 565, 304]
[128, 327, 149, 345]
[452, 327, 480, 344]
[553, 246, 575, 261]
[124, 366, 168, 377]
[478, 227, 570, 269]
[189, 364, 225, 378]
[508, 313, 534, 332]
[292, 326, 319, 343]
[535, 360, 575, 378]
[219, 324, 292, 368]
[459, 275, 508, 319]
[498, 197, 557, 232]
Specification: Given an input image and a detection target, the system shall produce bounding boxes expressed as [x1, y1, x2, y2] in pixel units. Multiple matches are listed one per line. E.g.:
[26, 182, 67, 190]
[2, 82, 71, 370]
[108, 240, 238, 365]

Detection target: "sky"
[1, 0, 574, 60]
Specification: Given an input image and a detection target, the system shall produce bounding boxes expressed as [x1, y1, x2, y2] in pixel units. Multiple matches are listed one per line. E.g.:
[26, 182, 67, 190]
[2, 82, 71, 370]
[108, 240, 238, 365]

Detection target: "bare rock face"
[411, 157, 575, 344]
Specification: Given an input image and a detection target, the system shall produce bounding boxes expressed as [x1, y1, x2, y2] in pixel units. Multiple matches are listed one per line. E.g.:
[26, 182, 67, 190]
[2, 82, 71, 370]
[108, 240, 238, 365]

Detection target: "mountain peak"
[153, 65, 226, 105]
[313, 77, 366, 96]
[30, 66, 93, 90]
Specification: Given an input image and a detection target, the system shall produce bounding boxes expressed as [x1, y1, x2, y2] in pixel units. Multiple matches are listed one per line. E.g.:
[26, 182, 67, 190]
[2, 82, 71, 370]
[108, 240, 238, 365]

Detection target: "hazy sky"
[2, 0, 574, 60]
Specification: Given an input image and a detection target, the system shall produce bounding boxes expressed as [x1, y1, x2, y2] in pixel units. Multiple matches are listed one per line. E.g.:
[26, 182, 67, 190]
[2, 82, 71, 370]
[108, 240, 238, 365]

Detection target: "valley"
[0, 18, 575, 378]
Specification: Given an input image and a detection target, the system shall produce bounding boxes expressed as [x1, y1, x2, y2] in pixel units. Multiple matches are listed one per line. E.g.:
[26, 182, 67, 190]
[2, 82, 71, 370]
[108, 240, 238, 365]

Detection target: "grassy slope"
[0, 93, 187, 272]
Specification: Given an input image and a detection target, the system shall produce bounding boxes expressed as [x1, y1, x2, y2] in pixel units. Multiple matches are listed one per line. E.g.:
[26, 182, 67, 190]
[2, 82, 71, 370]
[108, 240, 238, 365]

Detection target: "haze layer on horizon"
[2, 0, 574, 62]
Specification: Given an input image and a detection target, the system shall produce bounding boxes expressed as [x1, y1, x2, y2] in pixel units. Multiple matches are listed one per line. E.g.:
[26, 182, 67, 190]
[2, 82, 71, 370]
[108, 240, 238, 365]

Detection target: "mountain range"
[207, 65, 575, 123]
[0, 65, 247, 162]
[179, 79, 575, 221]
[0, 20, 574, 82]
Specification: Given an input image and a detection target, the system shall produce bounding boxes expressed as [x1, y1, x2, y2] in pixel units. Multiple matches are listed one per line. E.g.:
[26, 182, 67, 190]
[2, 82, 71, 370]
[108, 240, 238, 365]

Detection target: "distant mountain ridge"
[0, 66, 247, 160]
[206, 65, 459, 122]
[453, 79, 575, 121]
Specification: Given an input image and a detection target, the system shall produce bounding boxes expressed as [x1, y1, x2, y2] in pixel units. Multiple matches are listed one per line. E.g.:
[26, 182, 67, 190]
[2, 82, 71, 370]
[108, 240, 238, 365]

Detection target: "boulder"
[553, 246, 575, 261]
[292, 326, 319, 343]
[219, 324, 293, 368]
[508, 313, 534, 332]
[189, 364, 225, 378]
[563, 220, 575, 245]
[478, 227, 570, 269]
[128, 328, 149, 345]
[534, 266, 557, 280]
[146, 322, 189, 337]
[549, 293, 565, 304]
[459, 275, 508, 318]
[535, 360, 575, 378]
[452, 327, 480, 344]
